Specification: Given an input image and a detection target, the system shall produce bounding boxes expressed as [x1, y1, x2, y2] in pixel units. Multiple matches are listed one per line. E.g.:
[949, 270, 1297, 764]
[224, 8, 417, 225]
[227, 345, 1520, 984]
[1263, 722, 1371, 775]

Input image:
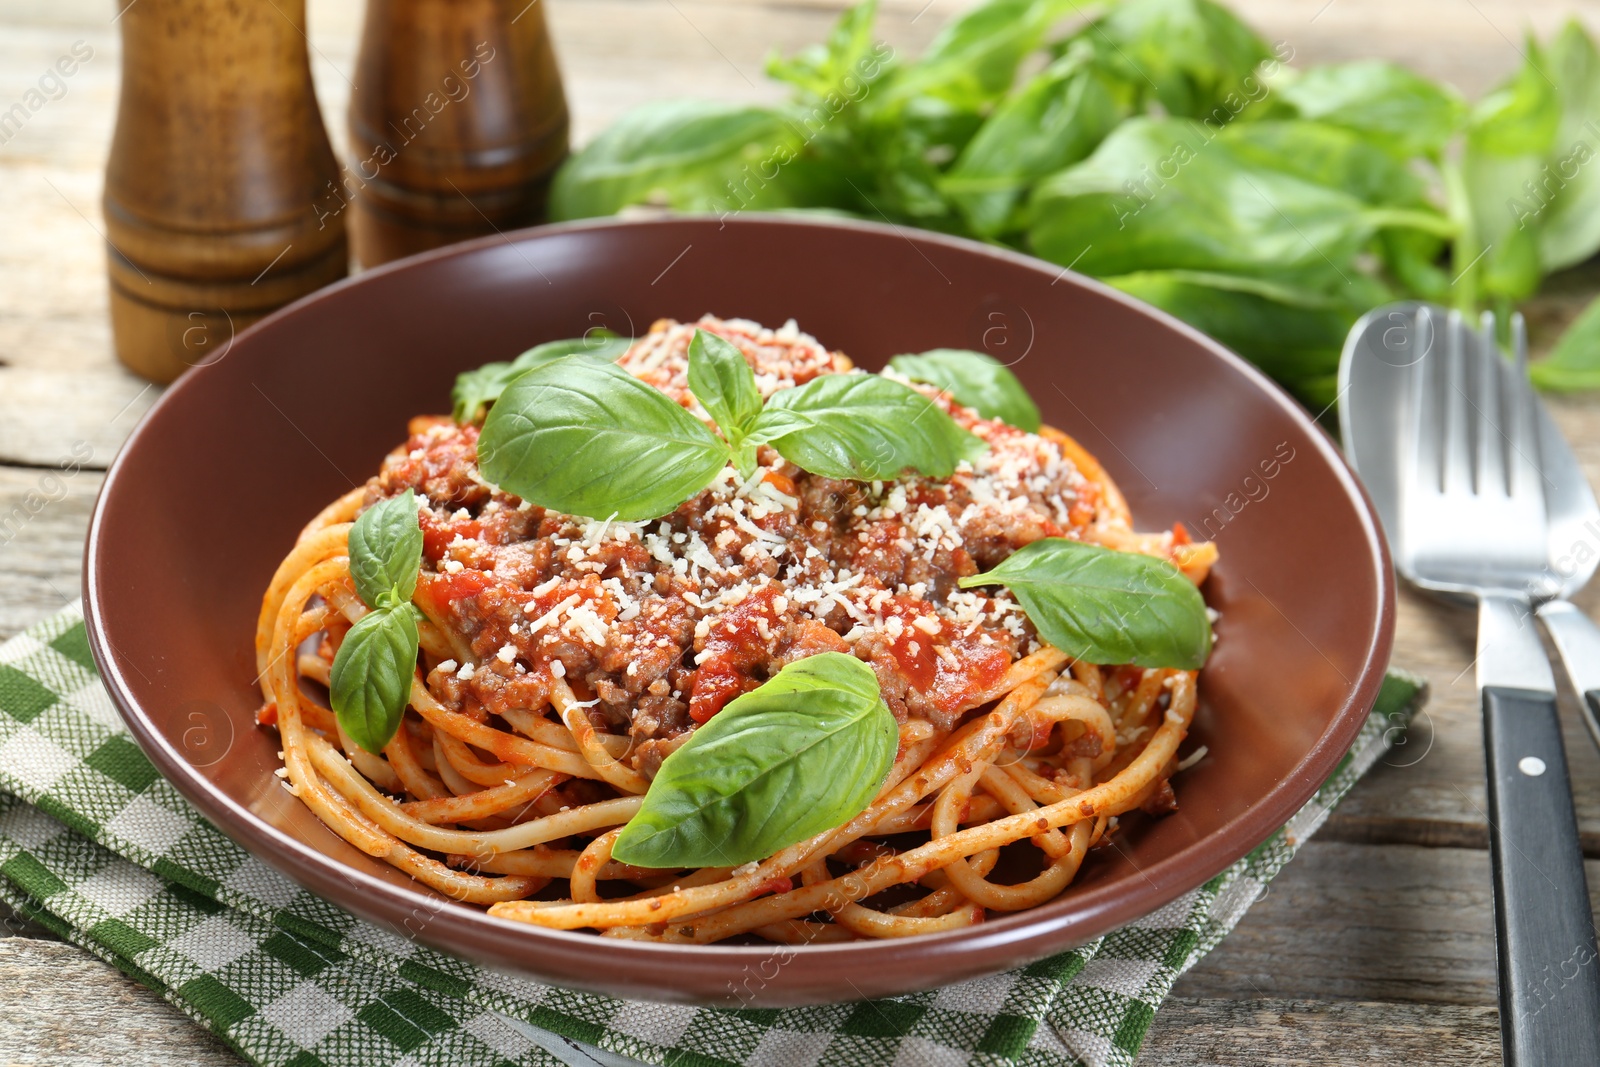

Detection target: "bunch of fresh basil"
[549, 0, 1600, 405]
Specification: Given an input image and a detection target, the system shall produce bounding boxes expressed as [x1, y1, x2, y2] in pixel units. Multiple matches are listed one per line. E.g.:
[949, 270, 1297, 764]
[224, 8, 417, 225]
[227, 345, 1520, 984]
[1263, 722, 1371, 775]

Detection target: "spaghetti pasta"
[256, 315, 1214, 940]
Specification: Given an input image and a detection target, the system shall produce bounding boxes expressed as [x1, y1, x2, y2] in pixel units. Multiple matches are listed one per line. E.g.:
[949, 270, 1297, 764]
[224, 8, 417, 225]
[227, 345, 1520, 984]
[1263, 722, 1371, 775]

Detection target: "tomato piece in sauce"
[420, 512, 483, 561]
[687, 587, 783, 723]
[877, 599, 1010, 719]
[414, 569, 494, 619]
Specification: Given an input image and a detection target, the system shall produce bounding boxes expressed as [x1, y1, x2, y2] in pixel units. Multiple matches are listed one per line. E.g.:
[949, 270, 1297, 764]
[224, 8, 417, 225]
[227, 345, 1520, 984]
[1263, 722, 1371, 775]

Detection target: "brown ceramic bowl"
[85, 216, 1393, 1006]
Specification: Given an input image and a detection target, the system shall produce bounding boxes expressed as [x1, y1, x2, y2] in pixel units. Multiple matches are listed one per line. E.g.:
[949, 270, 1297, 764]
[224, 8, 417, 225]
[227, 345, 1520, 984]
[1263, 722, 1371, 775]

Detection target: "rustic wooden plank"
[1140, 997, 1500, 1066]
[1319, 584, 1600, 855]
[0, 23, 141, 469]
[0, 27, 118, 170]
[1174, 840, 1600, 1006]
[0, 464, 103, 642]
[0, 938, 239, 1066]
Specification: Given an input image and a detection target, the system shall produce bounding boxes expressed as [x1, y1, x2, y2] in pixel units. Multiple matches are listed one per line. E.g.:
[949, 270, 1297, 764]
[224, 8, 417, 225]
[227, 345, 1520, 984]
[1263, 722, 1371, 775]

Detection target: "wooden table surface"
[6, 0, 1600, 1062]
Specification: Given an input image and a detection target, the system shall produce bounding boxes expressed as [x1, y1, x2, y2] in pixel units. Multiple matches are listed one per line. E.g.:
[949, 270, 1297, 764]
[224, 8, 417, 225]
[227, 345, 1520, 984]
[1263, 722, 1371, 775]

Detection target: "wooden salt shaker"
[104, 0, 347, 384]
[342, 0, 569, 267]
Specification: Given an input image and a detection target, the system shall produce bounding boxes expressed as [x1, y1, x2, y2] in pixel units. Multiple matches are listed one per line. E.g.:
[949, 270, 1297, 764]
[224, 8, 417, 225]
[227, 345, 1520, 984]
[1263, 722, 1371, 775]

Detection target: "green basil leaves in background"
[547, 101, 817, 221]
[331, 606, 421, 756]
[1067, 0, 1272, 120]
[1534, 24, 1600, 274]
[1531, 295, 1600, 391]
[940, 43, 1127, 238]
[761, 373, 987, 481]
[880, 0, 1075, 111]
[611, 652, 897, 868]
[960, 538, 1212, 670]
[331, 490, 426, 754]
[545, 0, 1600, 403]
[766, 0, 884, 101]
[452, 332, 631, 424]
[479, 356, 732, 522]
[889, 348, 1042, 432]
[1278, 61, 1466, 160]
[1030, 117, 1450, 291]
[478, 328, 986, 520]
[1458, 37, 1560, 310]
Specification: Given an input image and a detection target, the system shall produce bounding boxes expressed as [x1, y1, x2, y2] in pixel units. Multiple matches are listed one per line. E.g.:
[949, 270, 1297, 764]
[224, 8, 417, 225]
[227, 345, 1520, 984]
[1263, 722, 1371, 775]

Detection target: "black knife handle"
[1483, 685, 1600, 1065]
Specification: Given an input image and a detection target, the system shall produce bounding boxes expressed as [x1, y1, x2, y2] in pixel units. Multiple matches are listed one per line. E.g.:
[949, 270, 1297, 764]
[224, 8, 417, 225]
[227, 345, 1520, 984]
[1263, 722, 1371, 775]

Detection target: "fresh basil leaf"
[1460, 38, 1562, 303]
[730, 440, 760, 481]
[611, 652, 896, 868]
[767, 0, 889, 101]
[889, 349, 1042, 432]
[347, 489, 423, 610]
[478, 358, 731, 521]
[1030, 118, 1438, 292]
[1279, 61, 1466, 160]
[452, 367, 506, 426]
[849, 98, 985, 223]
[1070, 0, 1273, 119]
[883, 0, 1079, 110]
[688, 329, 763, 443]
[1219, 121, 1431, 209]
[941, 45, 1127, 237]
[739, 407, 814, 447]
[1534, 22, 1600, 272]
[1469, 41, 1561, 157]
[1213, 124, 1452, 311]
[548, 100, 808, 220]
[452, 333, 630, 424]
[959, 538, 1212, 669]
[758, 373, 986, 481]
[330, 605, 420, 755]
[1378, 228, 1453, 306]
[1531, 292, 1600, 391]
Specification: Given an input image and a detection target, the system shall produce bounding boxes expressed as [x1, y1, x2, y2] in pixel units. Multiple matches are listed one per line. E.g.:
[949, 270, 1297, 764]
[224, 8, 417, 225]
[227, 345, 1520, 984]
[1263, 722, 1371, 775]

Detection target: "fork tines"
[1411, 307, 1539, 501]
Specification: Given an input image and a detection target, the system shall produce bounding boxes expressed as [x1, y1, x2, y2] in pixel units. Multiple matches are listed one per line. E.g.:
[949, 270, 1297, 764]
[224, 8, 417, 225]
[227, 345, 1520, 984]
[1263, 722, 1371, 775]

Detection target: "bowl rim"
[83, 213, 1395, 1002]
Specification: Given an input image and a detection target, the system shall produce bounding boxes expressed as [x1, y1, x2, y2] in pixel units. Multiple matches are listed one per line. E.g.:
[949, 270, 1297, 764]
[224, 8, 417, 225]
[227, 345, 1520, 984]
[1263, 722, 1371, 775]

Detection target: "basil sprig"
[687, 329, 764, 457]
[330, 490, 426, 754]
[889, 348, 1042, 433]
[959, 538, 1212, 669]
[611, 652, 897, 868]
[478, 328, 986, 520]
[452, 332, 632, 424]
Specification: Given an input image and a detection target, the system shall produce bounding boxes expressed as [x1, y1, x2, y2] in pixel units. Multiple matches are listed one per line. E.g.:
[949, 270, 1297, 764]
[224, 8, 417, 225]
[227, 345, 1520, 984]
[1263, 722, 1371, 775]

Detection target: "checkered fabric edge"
[0, 603, 1425, 1067]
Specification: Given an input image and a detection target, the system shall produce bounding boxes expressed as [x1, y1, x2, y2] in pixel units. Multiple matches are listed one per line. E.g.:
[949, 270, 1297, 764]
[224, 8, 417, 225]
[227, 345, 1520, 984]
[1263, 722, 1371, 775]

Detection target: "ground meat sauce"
[372, 316, 1105, 778]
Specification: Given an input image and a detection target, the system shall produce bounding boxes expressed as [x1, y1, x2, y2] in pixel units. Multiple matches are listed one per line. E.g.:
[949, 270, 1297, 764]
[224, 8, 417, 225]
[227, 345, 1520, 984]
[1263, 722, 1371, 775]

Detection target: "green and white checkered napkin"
[0, 603, 1425, 1067]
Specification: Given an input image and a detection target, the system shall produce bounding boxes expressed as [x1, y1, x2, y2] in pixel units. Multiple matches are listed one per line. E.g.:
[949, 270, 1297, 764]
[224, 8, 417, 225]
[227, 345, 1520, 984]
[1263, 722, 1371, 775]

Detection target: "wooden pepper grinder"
[343, 0, 569, 267]
[104, 0, 348, 384]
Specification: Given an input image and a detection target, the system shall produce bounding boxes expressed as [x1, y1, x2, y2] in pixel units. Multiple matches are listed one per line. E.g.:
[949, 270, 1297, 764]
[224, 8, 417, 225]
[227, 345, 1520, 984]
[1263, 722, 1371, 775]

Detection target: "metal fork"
[1398, 309, 1600, 1065]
